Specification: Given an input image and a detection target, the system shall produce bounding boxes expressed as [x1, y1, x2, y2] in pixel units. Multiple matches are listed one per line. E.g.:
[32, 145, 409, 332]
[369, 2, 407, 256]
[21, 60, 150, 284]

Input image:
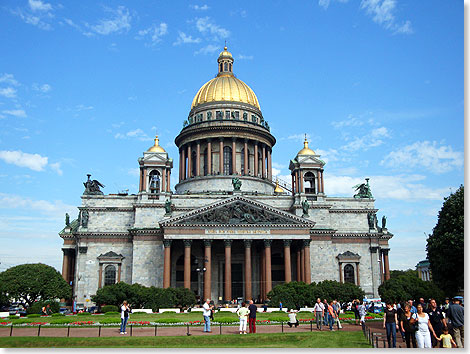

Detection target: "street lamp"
[194, 257, 208, 304]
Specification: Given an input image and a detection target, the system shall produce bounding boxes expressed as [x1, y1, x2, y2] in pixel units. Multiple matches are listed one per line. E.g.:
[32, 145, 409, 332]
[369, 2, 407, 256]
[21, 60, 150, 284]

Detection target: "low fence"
[1, 320, 332, 338]
[362, 323, 387, 348]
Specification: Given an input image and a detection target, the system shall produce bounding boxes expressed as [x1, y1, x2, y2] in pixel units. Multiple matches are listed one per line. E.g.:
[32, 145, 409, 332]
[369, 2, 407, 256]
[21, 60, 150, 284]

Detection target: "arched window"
[104, 265, 116, 286]
[149, 170, 160, 194]
[223, 146, 232, 175]
[344, 264, 355, 284]
[229, 63, 232, 72]
[219, 63, 223, 72]
[191, 151, 197, 177]
[203, 148, 208, 176]
[304, 172, 316, 194]
[224, 62, 228, 71]
[241, 148, 250, 174]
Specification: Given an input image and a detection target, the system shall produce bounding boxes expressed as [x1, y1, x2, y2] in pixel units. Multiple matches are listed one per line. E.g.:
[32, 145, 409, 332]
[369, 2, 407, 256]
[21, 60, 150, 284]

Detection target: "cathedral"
[60, 47, 393, 308]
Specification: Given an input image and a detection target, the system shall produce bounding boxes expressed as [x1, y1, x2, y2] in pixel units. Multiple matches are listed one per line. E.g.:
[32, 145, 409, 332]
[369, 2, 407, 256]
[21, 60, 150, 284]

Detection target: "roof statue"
[232, 177, 242, 191]
[83, 174, 105, 195]
[302, 200, 310, 217]
[353, 178, 373, 199]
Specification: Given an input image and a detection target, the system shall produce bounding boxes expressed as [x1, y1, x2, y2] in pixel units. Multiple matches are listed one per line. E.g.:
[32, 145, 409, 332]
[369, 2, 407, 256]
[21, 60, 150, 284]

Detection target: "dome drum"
[175, 175, 275, 195]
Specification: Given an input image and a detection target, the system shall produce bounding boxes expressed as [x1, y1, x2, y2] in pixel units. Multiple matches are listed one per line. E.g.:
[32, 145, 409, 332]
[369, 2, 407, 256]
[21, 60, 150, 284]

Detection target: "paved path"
[0, 322, 366, 338]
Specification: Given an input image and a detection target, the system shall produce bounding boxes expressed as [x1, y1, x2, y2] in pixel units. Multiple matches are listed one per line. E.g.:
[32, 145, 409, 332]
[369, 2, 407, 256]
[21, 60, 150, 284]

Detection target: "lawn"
[0, 332, 371, 348]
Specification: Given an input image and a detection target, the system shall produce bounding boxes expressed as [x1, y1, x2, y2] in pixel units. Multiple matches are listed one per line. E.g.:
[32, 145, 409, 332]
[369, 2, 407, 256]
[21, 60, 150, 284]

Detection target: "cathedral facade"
[60, 47, 393, 308]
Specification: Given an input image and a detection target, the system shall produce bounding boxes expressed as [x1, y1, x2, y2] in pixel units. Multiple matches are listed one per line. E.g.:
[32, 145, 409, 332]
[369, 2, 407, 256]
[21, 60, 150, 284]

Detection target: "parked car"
[9, 306, 27, 316]
[59, 307, 71, 315]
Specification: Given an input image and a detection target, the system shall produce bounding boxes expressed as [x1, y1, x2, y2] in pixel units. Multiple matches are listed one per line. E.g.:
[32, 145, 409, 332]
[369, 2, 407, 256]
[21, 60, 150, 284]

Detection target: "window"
[304, 172, 316, 194]
[191, 151, 197, 177]
[149, 170, 160, 194]
[232, 111, 239, 120]
[207, 111, 212, 120]
[216, 111, 223, 119]
[203, 148, 209, 175]
[224, 62, 228, 71]
[225, 111, 230, 119]
[243, 112, 248, 121]
[229, 63, 232, 72]
[257, 151, 262, 176]
[219, 63, 223, 72]
[223, 146, 232, 175]
[241, 148, 250, 173]
[104, 265, 116, 286]
[344, 264, 355, 284]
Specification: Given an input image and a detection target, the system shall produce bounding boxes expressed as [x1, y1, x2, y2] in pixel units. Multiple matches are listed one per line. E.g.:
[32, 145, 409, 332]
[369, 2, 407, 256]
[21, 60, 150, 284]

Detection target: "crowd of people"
[378, 296, 464, 348]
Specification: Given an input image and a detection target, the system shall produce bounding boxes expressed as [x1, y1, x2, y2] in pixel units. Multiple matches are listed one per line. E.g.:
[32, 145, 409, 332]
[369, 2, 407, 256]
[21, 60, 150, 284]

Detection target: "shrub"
[27, 314, 41, 318]
[51, 313, 64, 317]
[8, 316, 18, 320]
[77, 312, 89, 316]
[101, 305, 119, 313]
[104, 311, 120, 316]
[26, 301, 60, 315]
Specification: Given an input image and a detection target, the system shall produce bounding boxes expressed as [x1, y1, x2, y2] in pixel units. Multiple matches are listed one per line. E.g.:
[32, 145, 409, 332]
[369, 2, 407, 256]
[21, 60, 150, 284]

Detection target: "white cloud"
[28, 0, 52, 12]
[128, 168, 140, 177]
[191, 4, 210, 11]
[137, 23, 168, 45]
[360, 0, 413, 34]
[331, 114, 370, 129]
[0, 193, 75, 217]
[173, 31, 201, 45]
[195, 17, 230, 40]
[0, 150, 48, 171]
[342, 126, 390, 151]
[237, 54, 254, 60]
[0, 73, 20, 86]
[115, 128, 152, 141]
[381, 141, 464, 174]
[32, 83, 51, 93]
[75, 104, 93, 111]
[318, 0, 349, 10]
[49, 162, 63, 176]
[87, 6, 132, 35]
[285, 133, 312, 143]
[2, 109, 27, 118]
[195, 44, 219, 55]
[0, 87, 17, 98]
[325, 174, 451, 201]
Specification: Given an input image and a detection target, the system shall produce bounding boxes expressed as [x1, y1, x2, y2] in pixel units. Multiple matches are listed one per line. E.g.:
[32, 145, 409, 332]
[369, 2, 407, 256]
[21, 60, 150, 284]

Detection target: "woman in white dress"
[410, 303, 438, 348]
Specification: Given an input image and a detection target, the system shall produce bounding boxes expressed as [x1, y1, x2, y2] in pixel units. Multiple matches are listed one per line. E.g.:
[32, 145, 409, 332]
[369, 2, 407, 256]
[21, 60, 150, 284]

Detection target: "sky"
[0, 0, 464, 273]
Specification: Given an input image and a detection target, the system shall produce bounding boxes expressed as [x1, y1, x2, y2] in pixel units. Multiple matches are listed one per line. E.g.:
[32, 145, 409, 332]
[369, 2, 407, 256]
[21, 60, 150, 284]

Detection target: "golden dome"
[147, 135, 166, 153]
[274, 180, 284, 194]
[191, 46, 260, 110]
[191, 76, 260, 110]
[297, 137, 315, 156]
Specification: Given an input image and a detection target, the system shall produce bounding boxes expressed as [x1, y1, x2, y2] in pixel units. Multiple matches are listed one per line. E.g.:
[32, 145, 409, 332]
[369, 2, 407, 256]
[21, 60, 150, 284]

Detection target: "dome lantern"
[297, 136, 315, 156]
[217, 46, 234, 76]
[147, 135, 166, 153]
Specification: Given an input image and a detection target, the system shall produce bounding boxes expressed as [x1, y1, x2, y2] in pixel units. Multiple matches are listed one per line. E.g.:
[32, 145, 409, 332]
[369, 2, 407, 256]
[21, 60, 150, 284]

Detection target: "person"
[418, 297, 427, 310]
[446, 296, 464, 348]
[396, 302, 405, 340]
[46, 304, 52, 315]
[323, 299, 329, 326]
[313, 298, 324, 330]
[427, 298, 445, 348]
[410, 303, 438, 348]
[332, 300, 342, 329]
[248, 300, 257, 333]
[358, 300, 367, 330]
[328, 301, 336, 331]
[203, 299, 213, 333]
[383, 302, 399, 348]
[236, 302, 249, 334]
[279, 302, 283, 311]
[287, 309, 299, 328]
[400, 303, 417, 348]
[437, 327, 457, 348]
[41, 306, 47, 316]
[120, 300, 130, 335]
[408, 299, 417, 314]
[352, 299, 360, 325]
[443, 298, 451, 311]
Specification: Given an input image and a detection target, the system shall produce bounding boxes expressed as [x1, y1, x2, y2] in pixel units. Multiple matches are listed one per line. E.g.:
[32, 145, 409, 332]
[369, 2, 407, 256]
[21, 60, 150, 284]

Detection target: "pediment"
[296, 155, 325, 165]
[97, 251, 124, 260]
[160, 196, 315, 228]
[143, 153, 169, 163]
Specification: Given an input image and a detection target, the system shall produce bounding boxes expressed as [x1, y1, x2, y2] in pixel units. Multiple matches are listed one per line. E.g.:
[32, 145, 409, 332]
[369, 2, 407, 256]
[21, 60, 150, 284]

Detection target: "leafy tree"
[26, 300, 60, 315]
[390, 269, 418, 279]
[172, 287, 197, 308]
[267, 281, 313, 310]
[426, 185, 464, 296]
[313, 280, 365, 303]
[378, 272, 445, 303]
[0, 263, 71, 306]
[91, 282, 139, 307]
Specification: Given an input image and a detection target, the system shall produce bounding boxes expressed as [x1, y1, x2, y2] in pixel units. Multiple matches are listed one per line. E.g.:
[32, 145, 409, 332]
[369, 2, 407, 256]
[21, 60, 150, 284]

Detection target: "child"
[437, 327, 456, 348]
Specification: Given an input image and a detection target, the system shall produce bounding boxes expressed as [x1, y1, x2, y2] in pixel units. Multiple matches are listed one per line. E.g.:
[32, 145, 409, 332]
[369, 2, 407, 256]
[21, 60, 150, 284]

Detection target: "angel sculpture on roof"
[353, 178, 373, 199]
[83, 174, 105, 195]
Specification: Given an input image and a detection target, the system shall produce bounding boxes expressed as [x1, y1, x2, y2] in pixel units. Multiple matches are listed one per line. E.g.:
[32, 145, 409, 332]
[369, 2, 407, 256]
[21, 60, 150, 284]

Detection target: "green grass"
[0, 332, 371, 348]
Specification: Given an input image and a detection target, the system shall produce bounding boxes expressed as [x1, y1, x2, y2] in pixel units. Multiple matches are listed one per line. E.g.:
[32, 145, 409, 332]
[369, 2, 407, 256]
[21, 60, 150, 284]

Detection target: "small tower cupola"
[217, 46, 234, 76]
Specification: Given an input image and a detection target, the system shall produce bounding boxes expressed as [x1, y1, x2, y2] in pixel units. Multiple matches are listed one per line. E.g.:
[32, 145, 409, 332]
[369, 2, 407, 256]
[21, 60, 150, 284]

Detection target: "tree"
[426, 185, 464, 296]
[378, 272, 445, 303]
[267, 281, 313, 309]
[0, 263, 71, 306]
[313, 280, 365, 303]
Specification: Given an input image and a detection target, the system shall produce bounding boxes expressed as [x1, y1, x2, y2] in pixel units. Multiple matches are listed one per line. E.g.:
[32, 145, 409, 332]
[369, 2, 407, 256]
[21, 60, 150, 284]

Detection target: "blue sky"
[0, 0, 463, 273]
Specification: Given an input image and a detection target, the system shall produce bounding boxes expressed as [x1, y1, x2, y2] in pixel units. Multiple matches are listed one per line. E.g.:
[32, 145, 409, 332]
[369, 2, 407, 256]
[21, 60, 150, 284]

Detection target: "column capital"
[232, 137, 237, 142]
[219, 137, 224, 142]
[370, 246, 379, 253]
[207, 138, 212, 143]
[283, 239, 292, 247]
[203, 239, 213, 247]
[224, 239, 233, 247]
[264, 239, 272, 248]
[244, 239, 252, 248]
[163, 239, 172, 248]
[381, 248, 390, 255]
[302, 239, 311, 247]
[183, 239, 193, 247]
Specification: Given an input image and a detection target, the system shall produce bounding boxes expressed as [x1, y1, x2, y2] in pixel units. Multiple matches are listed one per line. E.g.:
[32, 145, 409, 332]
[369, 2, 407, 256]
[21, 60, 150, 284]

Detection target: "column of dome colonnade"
[160, 238, 308, 302]
[177, 138, 274, 181]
